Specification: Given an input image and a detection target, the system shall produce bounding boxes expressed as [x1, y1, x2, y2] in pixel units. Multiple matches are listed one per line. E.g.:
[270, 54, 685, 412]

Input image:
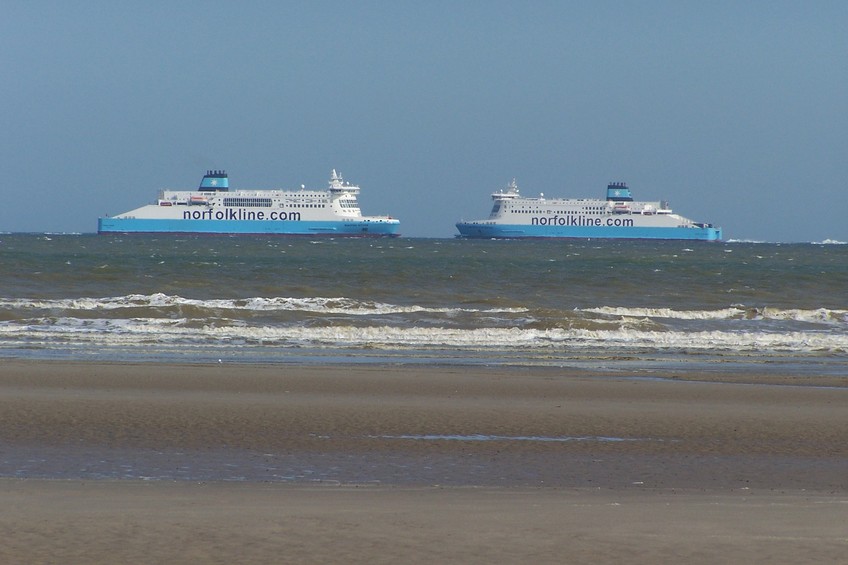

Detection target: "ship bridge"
[328, 169, 361, 196]
[491, 179, 520, 201]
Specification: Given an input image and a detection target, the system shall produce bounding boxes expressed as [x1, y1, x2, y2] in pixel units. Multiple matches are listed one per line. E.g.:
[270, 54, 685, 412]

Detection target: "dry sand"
[1, 360, 846, 564]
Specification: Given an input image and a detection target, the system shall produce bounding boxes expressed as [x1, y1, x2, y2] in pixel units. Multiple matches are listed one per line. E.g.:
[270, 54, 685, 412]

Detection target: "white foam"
[2, 319, 846, 354]
[582, 306, 746, 320]
[6, 296, 845, 328]
[0, 294, 528, 316]
[581, 306, 848, 325]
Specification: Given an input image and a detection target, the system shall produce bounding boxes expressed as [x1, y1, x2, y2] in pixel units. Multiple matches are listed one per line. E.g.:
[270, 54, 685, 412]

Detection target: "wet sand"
[1, 360, 847, 564]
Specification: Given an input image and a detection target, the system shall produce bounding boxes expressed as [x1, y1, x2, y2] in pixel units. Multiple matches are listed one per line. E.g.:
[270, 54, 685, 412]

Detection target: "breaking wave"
[3, 295, 846, 327]
[1, 318, 846, 354]
[581, 306, 848, 326]
[0, 294, 527, 316]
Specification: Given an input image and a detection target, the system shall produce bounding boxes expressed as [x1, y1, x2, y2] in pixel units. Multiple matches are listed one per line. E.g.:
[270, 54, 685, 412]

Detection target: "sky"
[2, 1, 846, 241]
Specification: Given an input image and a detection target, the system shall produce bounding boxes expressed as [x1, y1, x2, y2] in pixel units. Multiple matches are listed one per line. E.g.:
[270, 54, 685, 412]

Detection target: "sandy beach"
[1, 360, 846, 564]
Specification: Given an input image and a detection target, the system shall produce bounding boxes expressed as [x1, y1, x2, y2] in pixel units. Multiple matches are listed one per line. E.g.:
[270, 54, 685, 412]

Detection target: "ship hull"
[99, 217, 400, 237]
[455, 222, 721, 241]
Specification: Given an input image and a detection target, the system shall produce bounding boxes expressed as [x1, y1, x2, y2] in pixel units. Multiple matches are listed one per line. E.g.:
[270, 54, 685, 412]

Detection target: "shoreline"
[3, 356, 848, 387]
[2, 359, 846, 488]
[2, 359, 847, 563]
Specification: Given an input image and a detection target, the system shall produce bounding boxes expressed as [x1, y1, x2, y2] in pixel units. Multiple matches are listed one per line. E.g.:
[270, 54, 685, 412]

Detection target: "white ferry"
[456, 180, 721, 241]
[98, 170, 400, 237]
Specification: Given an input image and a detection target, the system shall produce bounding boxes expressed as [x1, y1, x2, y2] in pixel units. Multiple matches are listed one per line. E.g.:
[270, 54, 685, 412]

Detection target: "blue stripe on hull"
[455, 222, 722, 241]
[98, 218, 401, 237]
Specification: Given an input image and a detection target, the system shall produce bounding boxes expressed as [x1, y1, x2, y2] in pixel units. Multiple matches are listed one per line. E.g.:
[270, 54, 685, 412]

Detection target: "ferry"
[98, 170, 401, 237]
[456, 180, 721, 241]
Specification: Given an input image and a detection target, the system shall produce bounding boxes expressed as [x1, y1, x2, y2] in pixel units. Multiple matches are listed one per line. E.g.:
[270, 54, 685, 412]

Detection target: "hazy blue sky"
[2, 1, 846, 241]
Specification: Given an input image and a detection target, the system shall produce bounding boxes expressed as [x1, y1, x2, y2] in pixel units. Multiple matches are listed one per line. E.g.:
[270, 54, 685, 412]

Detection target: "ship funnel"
[606, 181, 632, 202]
[199, 170, 229, 191]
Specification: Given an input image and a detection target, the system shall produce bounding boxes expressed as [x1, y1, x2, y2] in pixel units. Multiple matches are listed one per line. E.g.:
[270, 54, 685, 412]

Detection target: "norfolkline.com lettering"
[183, 209, 303, 221]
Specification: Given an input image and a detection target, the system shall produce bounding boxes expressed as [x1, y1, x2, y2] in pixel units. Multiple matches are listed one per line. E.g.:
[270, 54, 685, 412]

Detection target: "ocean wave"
[581, 306, 848, 325]
[6, 296, 846, 328]
[0, 293, 528, 316]
[2, 318, 846, 354]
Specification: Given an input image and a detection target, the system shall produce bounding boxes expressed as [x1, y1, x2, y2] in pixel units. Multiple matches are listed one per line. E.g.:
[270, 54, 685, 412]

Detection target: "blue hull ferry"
[456, 180, 721, 241]
[98, 170, 400, 237]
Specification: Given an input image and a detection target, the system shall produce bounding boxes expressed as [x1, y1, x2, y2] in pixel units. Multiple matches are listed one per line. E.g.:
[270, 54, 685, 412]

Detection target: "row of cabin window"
[507, 207, 608, 214]
[219, 199, 355, 209]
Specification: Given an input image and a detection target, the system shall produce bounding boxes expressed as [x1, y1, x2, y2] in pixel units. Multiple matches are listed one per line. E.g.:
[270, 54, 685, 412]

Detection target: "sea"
[2, 234, 847, 484]
[1, 233, 847, 377]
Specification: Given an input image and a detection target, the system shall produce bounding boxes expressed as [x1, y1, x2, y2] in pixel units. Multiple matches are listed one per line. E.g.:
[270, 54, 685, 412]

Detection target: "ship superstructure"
[456, 180, 721, 241]
[98, 170, 400, 237]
